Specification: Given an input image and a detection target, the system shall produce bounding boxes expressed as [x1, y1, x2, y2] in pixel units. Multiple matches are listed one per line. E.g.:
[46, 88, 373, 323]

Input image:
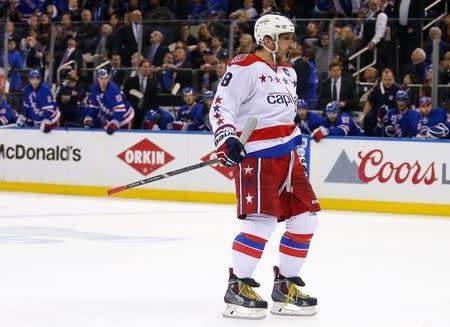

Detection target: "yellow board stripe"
[0, 181, 449, 217]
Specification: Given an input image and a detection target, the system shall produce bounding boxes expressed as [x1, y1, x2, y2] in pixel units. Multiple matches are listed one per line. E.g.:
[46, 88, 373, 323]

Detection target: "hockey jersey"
[322, 112, 365, 136]
[142, 109, 174, 130]
[417, 108, 450, 134]
[209, 54, 300, 158]
[23, 83, 60, 126]
[176, 102, 206, 131]
[375, 107, 421, 138]
[0, 102, 17, 125]
[296, 111, 323, 135]
[86, 81, 134, 127]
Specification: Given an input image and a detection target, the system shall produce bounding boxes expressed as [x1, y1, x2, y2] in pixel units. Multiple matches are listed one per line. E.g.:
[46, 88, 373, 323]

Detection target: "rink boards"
[0, 128, 449, 216]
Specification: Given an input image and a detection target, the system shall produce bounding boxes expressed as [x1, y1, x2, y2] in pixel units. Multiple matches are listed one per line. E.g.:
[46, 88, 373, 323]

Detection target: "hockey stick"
[129, 89, 144, 99]
[0, 123, 17, 129]
[107, 117, 258, 196]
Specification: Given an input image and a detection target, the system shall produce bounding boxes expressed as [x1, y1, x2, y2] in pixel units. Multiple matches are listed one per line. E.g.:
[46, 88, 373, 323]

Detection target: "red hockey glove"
[311, 126, 329, 142]
[40, 119, 52, 133]
[106, 120, 119, 135]
[172, 121, 189, 131]
[214, 129, 246, 167]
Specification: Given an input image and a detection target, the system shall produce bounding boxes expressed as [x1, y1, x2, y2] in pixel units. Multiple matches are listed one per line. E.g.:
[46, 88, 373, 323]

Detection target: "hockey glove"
[311, 126, 329, 142]
[16, 114, 28, 127]
[40, 119, 52, 133]
[172, 121, 189, 131]
[376, 105, 389, 127]
[83, 116, 94, 128]
[385, 125, 396, 137]
[418, 123, 449, 139]
[106, 120, 119, 135]
[214, 129, 246, 167]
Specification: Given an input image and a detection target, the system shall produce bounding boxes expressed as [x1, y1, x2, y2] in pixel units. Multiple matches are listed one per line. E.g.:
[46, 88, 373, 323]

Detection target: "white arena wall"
[0, 128, 448, 216]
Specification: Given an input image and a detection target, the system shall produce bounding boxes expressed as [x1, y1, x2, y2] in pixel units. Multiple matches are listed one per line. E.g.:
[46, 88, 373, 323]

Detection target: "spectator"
[300, 21, 319, 47]
[173, 48, 194, 90]
[56, 37, 82, 74]
[16, 70, 60, 133]
[26, 35, 48, 70]
[125, 52, 144, 80]
[311, 102, 365, 142]
[67, 0, 82, 21]
[375, 90, 420, 137]
[177, 23, 198, 46]
[401, 73, 418, 107]
[92, 24, 115, 64]
[207, 10, 228, 40]
[56, 69, 86, 127]
[294, 99, 322, 135]
[187, 0, 209, 20]
[416, 96, 450, 139]
[197, 24, 213, 46]
[38, 14, 51, 38]
[291, 46, 316, 107]
[20, 27, 38, 52]
[144, 0, 176, 21]
[200, 90, 214, 131]
[358, 67, 379, 106]
[279, 0, 297, 21]
[21, 34, 38, 68]
[234, 33, 253, 55]
[173, 87, 206, 131]
[142, 108, 174, 130]
[425, 27, 450, 65]
[190, 41, 209, 68]
[409, 48, 428, 84]
[143, 31, 169, 68]
[439, 51, 450, 85]
[0, 94, 17, 126]
[363, 68, 402, 136]
[198, 48, 219, 92]
[335, 25, 358, 60]
[1, 39, 23, 91]
[229, 0, 258, 20]
[78, 9, 101, 54]
[210, 36, 228, 61]
[116, 10, 149, 67]
[317, 61, 357, 112]
[260, 0, 278, 16]
[109, 13, 124, 33]
[312, 34, 334, 82]
[123, 59, 159, 129]
[210, 61, 226, 93]
[110, 53, 127, 85]
[333, 0, 362, 18]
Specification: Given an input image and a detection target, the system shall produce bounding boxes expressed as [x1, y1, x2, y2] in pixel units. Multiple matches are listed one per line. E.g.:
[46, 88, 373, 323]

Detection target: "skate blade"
[270, 302, 317, 316]
[223, 304, 266, 320]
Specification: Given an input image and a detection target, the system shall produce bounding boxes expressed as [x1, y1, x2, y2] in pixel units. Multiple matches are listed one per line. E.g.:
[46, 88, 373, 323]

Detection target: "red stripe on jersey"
[237, 124, 297, 142]
[284, 232, 313, 243]
[241, 233, 267, 245]
[279, 244, 308, 258]
[233, 242, 263, 259]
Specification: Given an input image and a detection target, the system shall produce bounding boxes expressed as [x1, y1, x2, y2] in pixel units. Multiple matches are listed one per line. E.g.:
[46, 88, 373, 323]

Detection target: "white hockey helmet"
[254, 14, 295, 45]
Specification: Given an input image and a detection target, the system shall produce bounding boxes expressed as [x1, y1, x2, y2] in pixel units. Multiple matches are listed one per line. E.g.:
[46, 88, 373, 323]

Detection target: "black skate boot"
[270, 266, 317, 316]
[223, 268, 268, 319]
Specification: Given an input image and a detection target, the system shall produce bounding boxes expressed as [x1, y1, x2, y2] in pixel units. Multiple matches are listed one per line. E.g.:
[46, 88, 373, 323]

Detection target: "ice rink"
[0, 191, 449, 327]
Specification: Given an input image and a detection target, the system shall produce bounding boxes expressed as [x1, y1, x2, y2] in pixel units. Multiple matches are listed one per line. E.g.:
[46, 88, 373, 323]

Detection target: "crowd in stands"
[0, 0, 449, 139]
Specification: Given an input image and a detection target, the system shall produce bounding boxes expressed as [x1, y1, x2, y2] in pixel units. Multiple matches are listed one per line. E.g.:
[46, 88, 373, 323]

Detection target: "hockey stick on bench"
[107, 117, 258, 195]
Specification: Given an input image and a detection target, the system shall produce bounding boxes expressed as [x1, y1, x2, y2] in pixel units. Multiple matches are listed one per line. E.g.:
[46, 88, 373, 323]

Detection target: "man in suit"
[117, 10, 149, 67]
[78, 9, 100, 54]
[110, 53, 127, 86]
[173, 48, 194, 91]
[123, 59, 158, 129]
[393, 0, 425, 75]
[143, 30, 169, 68]
[55, 37, 82, 81]
[317, 61, 357, 112]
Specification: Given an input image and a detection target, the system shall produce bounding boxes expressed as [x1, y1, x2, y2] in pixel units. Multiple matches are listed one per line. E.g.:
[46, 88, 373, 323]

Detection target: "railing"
[56, 60, 77, 86]
[349, 46, 378, 95]
[423, 0, 448, 30]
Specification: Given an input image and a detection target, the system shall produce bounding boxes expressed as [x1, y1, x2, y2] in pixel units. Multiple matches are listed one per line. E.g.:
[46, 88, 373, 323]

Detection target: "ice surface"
[0, 191, 449, 327]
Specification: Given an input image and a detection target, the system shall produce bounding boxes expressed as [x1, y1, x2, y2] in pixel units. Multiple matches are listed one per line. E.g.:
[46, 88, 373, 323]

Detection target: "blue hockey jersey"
[0, 102, 17, 125]
[322, 112, 364, 136]
[176, 103, 206, 131]
[23, 83, 60, 126]
[142, 109, 174, 130]
[417, 108, 450, 139]
[297, 111, 323, 135]
[86, 81, 134, 127]
[375, 107, 421, 138]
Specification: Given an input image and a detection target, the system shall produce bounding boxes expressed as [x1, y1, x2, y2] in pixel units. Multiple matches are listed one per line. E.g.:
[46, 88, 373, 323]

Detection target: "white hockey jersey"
[209, 54, 300, 158]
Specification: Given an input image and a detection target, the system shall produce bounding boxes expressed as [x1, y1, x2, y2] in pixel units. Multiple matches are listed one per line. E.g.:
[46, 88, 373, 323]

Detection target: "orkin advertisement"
[309, 137, 450, 205]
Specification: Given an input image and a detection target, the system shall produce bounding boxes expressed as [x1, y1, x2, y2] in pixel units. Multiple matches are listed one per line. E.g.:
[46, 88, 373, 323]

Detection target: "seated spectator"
[409, 48, 428, 85]
[124, 53, 143, 80]
[415, 96, 450, 139]
[294, 99, 322, 135]
[317, 61, 357, 112]
[190, 42, 208, 69]
[401, 74, 418, 108]
[260, 0, 278, 16]
[143, 31, 169, 68]
[375, 90, 420, 138]
[0, 94, 17, 126]
[144, 0, 176, 21]
[300, 21, 320, 47]
[201, 90, 214, 131]
[176, 23, 198, 46]
[20, 27, 38, 52]
[123, 59, 159, 129]
[78, 9, 101, 54]
[173, 48, 194, 90]
[210, 36, 228, 61]
[197, 24, 213, 47]
[173, 87, 206, 131]
[156, 52, 176, 93]
[38, 14, 51, 38]
[55, 37, 82, 80]
[363, 68, 402, 136]
[210, 61, 227, 93]
[311, 102, 365, 142]
[358, 67, 378, 107]
[311, 33, 335, 82]
[142, 108, 175, 130]
[207, 11, 228, 40]
[229, 0, 258, 20]
[22, 35, 42, 69]
[335, 25, 358, 59]
[93, 24, 115, 64]
[198, 49, 219, 92]
[1, 39, 23, 91]
[56, 69, 86, 127]
[110, 53, 127, 86]
[234, 33, 253, 55]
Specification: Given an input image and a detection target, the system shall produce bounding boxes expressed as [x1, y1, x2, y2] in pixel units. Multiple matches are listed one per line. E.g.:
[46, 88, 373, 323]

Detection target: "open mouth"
[285, 50, 291, 60]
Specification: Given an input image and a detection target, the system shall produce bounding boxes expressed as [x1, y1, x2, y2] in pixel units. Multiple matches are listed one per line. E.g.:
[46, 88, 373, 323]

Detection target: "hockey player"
[210, 14, 321, 319]
[311, 102, 365, 142]
[294, 99, 322, 135]
[84, 69, 134, 134]
[201, 90, 214, 131]
[415, 96, 450, 139]
[0, 95, 17, 126]
[375, 90, 420, 138]
[142, 108, 174, 130]
[16, 70, 60, 133]
[173, 87, 206, 131]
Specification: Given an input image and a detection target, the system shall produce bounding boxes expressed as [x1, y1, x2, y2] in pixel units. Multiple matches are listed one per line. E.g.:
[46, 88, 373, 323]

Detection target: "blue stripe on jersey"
[235, 234, 265, 250]
[280, 235, 310, 249]
[246, 135, 302, 158]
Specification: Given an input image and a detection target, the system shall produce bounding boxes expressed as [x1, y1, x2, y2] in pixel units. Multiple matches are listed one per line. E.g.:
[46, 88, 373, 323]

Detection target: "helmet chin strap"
[262, 40, 279, 65]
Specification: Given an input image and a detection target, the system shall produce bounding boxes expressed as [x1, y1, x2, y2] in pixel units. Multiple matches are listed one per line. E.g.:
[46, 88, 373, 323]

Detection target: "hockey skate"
[223, 268, 268, 319]
[270, 266, 317, 316]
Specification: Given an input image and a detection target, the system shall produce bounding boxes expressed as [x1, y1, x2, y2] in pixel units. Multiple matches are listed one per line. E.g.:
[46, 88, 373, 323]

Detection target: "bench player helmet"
[324, 102, 339, 113]
[395, 90, 409, 101]
[28, 69, 42, 80]
[297, 99, 309, 109]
